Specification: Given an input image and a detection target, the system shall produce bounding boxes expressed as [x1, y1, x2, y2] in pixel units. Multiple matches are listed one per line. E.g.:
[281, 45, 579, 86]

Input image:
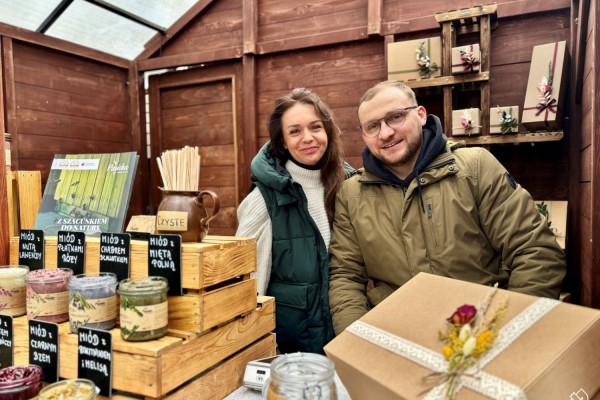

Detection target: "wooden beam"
[137, 47, 242, 72]
[243, 0, 258, 54]
[367, 0, 383, 36]
[127, 62, 146, 216]
[0, 37, 8, 264]
[0, 22, 129, 68]
[591, 0, 600, 309]
[2, 38, 17, 169]
[241, 55, 256, 204]
[574, 0, 591, 103]
[136, 0, 216, 61]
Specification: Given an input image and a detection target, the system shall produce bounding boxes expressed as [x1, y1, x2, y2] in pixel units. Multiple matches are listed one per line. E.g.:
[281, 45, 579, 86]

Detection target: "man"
[328, 80, 567, 335]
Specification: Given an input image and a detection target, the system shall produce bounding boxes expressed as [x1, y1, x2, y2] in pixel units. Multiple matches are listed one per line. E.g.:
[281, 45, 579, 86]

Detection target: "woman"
[236, 87, 353, 354]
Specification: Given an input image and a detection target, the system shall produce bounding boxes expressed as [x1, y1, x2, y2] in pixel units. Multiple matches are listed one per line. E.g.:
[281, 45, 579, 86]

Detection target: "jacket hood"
[362, 114, 448, 187]
[250, 141, 292, 193]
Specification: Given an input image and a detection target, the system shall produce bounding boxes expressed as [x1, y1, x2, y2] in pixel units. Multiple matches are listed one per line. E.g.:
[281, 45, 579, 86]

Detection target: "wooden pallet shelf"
[457, 130, 564, 145]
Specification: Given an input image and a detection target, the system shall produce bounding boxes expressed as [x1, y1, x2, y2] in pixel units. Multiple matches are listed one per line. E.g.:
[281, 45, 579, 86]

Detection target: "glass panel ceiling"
[0, 0, 199, 60]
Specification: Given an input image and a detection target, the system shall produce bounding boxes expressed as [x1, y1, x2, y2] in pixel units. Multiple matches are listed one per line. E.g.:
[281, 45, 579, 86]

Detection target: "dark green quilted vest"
[254, 181, 334, 354]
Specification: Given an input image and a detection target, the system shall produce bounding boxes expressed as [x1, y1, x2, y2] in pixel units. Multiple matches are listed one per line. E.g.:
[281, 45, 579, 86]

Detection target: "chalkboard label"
[148, 234, 182, 295]
[99, 233, 131, 282]
[57, 231, 86, 275]
[0, 315, 13, 368]
[18, 229, 44, 270]
[28, 320, 59, 383]
[78, 327, 112, 397]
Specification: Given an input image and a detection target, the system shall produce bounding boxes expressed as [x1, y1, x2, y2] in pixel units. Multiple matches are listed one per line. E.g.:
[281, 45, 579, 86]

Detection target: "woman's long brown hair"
[267, 87, 346, 225]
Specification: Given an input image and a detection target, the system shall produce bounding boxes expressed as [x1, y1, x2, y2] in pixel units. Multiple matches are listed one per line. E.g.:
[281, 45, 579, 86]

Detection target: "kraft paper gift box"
[325, 273, 600, 400]
[388, 37, 442, 81]
[451, 108, 481, 136]
[490, 106, 519, 134]
[451, 44, 481, 74]
[522, 41, 568, 131]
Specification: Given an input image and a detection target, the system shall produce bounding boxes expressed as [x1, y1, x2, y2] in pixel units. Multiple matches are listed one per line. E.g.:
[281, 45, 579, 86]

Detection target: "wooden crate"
[10, 235, 258, 333]
[14, 297, 276, 399]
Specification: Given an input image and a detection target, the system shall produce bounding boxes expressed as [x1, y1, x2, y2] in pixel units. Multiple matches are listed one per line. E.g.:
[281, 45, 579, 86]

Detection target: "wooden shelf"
[403, 72, 489, 89]
[457, 131, 563, 145]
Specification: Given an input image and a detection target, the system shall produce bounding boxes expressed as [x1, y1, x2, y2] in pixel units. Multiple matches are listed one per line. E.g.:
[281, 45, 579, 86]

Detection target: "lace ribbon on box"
[346, 297, 560, 399]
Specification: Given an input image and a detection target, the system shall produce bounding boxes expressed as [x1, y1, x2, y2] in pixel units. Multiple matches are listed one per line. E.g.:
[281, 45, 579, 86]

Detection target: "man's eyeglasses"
[358, 106, 418, 137]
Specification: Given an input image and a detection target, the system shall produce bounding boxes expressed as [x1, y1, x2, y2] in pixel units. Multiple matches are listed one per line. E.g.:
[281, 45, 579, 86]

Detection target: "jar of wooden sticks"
[155, 146, 220, 242]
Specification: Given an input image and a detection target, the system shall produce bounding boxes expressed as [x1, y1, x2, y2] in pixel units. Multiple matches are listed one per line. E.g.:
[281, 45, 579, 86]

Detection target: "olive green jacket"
[329, 142, 567, 335]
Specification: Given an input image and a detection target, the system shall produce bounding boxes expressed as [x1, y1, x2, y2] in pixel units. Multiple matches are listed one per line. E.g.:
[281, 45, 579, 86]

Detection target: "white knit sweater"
[235, 160, 329, 295]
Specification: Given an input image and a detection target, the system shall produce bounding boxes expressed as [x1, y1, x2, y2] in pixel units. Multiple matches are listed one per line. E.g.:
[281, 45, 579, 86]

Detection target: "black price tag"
[78, 327, 112, 397]
[57, 231, 86, 275]
[99, 233, 131, 282]
[148, 234, 182, 295]
[18, 229, 44, 270]
[28, 320, 59, 383]
[0, 315, 13, 368]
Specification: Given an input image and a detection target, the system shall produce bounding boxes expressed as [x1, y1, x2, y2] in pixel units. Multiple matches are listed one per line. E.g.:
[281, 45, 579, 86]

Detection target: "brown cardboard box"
[451, 108, 481, 136]
[522, 41, 568, 131]
[387, 37, 442, 81]
[325, 273, 600, 399]
[489, 106, 519, 134]
[451, 44, 481, 74]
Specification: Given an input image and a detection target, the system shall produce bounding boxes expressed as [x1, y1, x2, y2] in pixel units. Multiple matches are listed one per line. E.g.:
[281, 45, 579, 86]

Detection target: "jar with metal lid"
[26, 268, 73, 323]
[0, 364, 43, 400]
[38, 378, 98, 400]
[0, 265, 29, 317]
[263, 353, 337, 400]
[118, 276, 169, 341]
[68, 273, 118, 333]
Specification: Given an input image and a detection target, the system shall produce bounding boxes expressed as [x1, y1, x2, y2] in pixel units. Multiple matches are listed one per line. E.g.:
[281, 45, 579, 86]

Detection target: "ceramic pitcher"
[155, 190, 220, 242]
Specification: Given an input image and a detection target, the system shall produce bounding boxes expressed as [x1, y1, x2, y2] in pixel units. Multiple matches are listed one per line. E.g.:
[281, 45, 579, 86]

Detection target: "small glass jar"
[26, 268, 73, 323]
[38, 378, 97, 400]
[263, 353, 337, 400]
[0, 364, 43, 400]
[0, 266, 29, 317]
[118, 276, 169, 341]
[68, 273, 118, 333]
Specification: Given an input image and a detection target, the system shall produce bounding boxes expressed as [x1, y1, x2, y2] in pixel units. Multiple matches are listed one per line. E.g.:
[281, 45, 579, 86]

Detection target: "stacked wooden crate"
[10, 235, 276, 399]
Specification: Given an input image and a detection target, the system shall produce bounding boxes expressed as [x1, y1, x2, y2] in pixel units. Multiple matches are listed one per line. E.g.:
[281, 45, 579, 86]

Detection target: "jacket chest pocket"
[423, 197, 442, 256]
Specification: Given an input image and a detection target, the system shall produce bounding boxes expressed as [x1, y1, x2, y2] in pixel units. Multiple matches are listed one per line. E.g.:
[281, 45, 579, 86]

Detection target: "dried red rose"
[446, 304, 477, 325]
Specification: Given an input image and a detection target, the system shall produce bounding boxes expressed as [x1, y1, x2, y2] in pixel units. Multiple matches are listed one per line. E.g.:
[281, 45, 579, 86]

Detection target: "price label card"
[0, 315, 13, 368]
[99, 233, 131, 282]
[148, 234, 183, 295]
[28, 320, 59, 383]
[57, 231, 86, 275]
[78, 327, 113, 397]
[18, 230, 44, 270]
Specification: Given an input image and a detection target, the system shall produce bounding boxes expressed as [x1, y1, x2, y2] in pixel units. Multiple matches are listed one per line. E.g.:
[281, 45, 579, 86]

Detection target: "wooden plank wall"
[147, 0, 583, 296]
[0, 40, 145, 222]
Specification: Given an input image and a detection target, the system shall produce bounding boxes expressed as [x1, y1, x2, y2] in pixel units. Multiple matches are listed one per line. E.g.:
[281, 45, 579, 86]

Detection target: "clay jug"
[156, 190, 220, 242]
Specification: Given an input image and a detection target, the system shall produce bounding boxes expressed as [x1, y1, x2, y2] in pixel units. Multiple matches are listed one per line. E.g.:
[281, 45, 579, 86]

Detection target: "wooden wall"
[578, 0, 599, 308]
[0, 32, 145, 238]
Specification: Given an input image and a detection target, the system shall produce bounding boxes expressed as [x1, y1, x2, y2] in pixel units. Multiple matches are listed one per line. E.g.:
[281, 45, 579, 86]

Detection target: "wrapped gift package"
[325, 273, 600, 399]
[490, 106, 519, 134]
[451, 108, 481, 136]
[534, 200, 568, 250]
[522, 41, 568, 131]
[451, 44, 481, 74]
[388, 37, 442, 81]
